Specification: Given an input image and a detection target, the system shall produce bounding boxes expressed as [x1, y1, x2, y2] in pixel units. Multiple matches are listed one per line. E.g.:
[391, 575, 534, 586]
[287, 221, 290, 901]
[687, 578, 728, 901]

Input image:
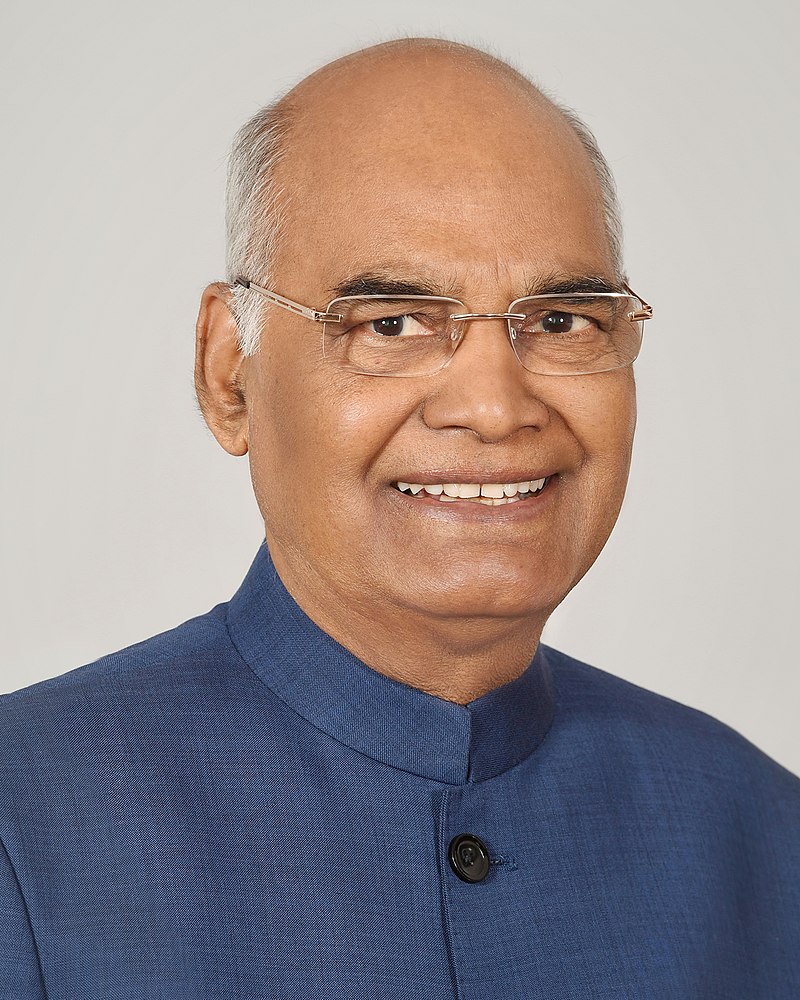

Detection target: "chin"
[389, 561, 568, 623]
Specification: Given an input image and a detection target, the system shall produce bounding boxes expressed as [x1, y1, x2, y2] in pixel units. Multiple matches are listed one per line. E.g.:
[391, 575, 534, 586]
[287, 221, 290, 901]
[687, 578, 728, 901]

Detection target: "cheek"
[608, 375, 638, 471]
[556, 372, 636, 526]
[566, 371, 636, 469]
[548, 375, 636, 588]
[247, 351, 417, 513]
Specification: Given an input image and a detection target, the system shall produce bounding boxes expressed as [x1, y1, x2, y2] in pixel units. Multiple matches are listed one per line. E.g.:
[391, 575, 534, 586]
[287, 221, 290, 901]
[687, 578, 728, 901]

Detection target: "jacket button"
[448, 833, 490, 883]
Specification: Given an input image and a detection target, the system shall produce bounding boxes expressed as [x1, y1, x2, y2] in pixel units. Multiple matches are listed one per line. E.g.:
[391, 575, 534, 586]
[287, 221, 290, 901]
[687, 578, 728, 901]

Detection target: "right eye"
[364, 314, 432, 337]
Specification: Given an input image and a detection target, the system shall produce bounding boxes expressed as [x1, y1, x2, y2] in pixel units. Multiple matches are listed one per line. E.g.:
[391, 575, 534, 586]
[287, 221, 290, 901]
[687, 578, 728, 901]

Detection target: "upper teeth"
[395, 479, 547, 499]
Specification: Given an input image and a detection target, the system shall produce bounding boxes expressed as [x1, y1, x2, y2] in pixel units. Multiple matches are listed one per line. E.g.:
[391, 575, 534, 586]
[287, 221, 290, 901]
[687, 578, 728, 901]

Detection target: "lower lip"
[387, 477, 559, 523]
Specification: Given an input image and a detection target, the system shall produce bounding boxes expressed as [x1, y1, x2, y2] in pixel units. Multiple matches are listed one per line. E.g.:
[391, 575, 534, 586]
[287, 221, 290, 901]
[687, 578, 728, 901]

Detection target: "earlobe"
[194, 282, 250, 457]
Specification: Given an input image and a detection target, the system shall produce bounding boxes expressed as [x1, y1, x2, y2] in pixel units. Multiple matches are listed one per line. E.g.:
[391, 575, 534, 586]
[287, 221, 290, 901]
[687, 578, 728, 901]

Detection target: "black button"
[448, 833, 490, 883]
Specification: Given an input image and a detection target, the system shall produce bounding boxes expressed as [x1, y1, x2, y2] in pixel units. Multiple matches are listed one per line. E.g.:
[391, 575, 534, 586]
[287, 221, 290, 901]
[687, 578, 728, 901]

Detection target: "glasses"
[233, 277, 653, 378]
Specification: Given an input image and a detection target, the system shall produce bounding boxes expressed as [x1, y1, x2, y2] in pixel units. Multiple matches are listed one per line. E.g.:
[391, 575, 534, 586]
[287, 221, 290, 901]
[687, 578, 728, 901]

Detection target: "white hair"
[225, 100, 294, 357]
[224, 57, 625, 357]
[555, 104, 625, 282]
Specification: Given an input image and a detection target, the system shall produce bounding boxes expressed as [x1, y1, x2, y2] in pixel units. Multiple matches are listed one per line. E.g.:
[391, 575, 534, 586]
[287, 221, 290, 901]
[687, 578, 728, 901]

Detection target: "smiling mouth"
[394, 477, 552, 506]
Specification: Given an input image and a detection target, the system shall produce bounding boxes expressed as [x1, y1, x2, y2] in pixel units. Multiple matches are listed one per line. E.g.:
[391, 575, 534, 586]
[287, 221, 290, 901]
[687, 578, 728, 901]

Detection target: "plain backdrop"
[2, 0, 798, 774]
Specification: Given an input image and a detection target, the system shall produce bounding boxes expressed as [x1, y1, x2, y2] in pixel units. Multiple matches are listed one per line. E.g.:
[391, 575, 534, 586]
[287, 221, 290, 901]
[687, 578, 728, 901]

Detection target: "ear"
[194, 282, 249, 456]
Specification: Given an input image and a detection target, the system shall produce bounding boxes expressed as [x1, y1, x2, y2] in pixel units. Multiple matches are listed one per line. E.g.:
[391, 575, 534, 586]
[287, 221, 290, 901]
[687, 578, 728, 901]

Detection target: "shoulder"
[541, 645, 800, 950]
[542, 642, 800, 804]
[0, 602, 255, 760]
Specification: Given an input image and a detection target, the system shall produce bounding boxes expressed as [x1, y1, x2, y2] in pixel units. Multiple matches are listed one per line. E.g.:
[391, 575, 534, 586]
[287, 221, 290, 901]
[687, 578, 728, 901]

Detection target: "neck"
[267, 539, 546, 705]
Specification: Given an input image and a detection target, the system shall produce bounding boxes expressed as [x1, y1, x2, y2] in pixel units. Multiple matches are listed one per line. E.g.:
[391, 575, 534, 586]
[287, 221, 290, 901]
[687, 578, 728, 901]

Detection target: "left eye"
[536, 311, 593, 334]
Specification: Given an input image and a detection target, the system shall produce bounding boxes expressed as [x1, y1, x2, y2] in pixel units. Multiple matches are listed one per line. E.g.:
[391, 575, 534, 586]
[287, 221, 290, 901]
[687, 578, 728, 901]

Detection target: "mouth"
[393, 476, 553, 506]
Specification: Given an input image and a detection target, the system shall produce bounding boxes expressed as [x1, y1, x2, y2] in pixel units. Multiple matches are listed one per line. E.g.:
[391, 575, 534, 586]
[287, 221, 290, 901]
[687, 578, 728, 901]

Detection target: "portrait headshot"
[1, 0, 798, 997]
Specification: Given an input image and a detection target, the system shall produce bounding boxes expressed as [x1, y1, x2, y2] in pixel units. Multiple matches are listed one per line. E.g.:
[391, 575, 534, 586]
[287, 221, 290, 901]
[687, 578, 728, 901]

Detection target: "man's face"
[240, 56, 636, 630]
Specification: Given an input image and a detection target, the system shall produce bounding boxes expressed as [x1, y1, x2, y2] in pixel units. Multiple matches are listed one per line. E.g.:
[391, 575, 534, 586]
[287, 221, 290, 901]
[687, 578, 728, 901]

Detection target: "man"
[1, 37, 798, 999]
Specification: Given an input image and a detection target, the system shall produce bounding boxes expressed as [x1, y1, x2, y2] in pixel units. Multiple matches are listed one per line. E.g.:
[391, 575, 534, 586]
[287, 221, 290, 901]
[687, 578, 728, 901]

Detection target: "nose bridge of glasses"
[446, 311, 528, 350]
[449, 311, 527, 322]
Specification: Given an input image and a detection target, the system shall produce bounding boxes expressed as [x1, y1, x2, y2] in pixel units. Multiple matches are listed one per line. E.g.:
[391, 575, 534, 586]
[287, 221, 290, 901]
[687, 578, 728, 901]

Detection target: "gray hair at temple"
[224, 43, 625, 358]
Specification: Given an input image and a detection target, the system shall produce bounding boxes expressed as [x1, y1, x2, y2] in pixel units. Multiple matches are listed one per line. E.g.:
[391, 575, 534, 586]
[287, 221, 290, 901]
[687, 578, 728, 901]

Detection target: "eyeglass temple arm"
[233, 278, 343, 323]
[623, 282, 654, 321]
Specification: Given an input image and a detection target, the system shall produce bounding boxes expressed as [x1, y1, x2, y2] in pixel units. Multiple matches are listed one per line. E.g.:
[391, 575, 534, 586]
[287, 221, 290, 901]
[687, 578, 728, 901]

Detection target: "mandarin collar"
[226, 541, 556, 785]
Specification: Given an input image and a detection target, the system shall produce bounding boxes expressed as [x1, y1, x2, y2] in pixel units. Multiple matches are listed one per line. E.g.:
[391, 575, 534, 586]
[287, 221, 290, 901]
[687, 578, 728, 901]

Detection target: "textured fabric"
[1, 540, 799, 999]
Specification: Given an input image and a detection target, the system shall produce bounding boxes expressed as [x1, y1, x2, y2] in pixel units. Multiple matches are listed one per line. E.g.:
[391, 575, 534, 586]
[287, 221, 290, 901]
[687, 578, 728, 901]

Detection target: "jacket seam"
[0, 830, 49, 999]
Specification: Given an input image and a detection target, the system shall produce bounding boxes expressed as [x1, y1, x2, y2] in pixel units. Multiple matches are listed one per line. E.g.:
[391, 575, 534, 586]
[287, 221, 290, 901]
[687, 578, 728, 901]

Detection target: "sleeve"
[0, 834, 46, 999]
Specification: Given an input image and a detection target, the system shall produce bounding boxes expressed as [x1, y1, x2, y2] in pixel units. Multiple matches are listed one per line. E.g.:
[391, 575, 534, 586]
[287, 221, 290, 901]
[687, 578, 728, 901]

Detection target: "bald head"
[287, 37, 550, 111]
[226, 39, 623, 355]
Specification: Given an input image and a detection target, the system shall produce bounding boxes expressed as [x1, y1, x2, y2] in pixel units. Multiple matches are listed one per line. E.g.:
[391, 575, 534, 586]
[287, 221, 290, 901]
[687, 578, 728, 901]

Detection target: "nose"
[421, 317, 551, 443]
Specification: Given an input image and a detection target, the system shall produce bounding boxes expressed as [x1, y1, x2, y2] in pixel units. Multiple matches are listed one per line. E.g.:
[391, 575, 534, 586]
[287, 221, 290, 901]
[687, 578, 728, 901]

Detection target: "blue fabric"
[1, 540, 798, 998]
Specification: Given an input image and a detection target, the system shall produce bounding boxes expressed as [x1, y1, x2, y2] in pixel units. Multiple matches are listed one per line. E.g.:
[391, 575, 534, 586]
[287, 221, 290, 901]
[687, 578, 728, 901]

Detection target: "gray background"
[2, 0, 798, 773]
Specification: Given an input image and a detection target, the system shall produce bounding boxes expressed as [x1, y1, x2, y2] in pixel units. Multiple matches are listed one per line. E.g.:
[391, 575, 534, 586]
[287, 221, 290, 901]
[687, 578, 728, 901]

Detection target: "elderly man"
[1, 38, 798, 999]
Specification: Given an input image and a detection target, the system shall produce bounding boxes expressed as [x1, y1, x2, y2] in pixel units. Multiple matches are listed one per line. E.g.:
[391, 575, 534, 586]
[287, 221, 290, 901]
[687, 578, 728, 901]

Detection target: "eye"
[536, 311, 594, 335]
[370, 315, 406, 336]
[366, 314, 430, 337]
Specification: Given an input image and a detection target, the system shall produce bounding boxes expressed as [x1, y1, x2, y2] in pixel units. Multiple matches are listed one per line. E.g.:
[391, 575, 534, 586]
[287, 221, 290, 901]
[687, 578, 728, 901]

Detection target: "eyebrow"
[328, 269, 625, 302]
[523, 273, 626, 297]
[329, 272, 446, 299]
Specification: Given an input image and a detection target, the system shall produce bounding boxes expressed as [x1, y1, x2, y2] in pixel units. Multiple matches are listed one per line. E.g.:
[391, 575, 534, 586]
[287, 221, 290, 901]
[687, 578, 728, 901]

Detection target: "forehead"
[272, 52, 613, 294]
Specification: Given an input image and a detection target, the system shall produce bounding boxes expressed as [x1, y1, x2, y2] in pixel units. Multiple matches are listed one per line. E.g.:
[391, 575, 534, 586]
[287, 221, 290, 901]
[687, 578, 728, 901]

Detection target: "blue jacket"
[1, 541, 799, 998]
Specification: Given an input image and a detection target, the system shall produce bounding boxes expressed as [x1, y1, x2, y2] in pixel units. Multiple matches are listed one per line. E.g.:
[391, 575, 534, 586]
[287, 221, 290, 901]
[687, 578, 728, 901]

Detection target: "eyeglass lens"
[322, 295, 644, 377]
